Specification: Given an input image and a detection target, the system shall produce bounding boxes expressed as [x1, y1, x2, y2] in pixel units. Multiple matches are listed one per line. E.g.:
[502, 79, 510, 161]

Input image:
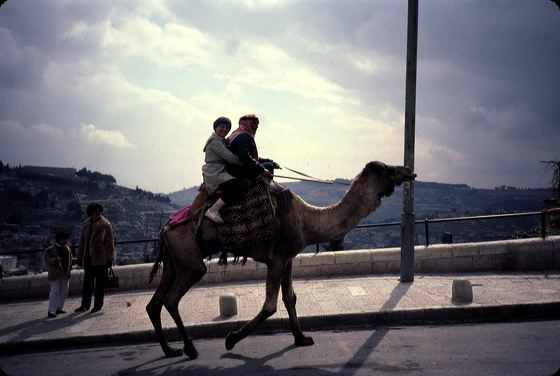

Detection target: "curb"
[3, 301, 559, 354]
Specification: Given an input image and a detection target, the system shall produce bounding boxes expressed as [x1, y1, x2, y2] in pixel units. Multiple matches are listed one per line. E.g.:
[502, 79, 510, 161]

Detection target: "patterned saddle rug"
[215, 180, 275, 252]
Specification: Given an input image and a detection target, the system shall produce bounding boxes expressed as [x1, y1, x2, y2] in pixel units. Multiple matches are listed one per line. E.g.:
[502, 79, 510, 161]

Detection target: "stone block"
[339, 262, 371, 276]
[413, 246, 431, 259]
[219, 293, 238, 317]
[29, 274, 48, 289]
[452, 279, 473, 304]
[292, 265, 316, 279]
[370, 248, 399, 262]
[206, 259, 223, 274]
[450, 256, 474, 272]
[515, 250, 546, 271]
[290, 255, 302, 268]
[554, 247, 560, 269]
[300, 252, 335, 267]
[509, 238, 554, 253]
[334, 250, 371, 265]
[418, 244, 453, 259]
[551, 235, 560, 252]
[418, 258, 455, 273]
[477, 241, 508, 256]
[472, 255, 494, 271]
[451, 243, 478, 257]
[493, 253, 519, 271]
[316, 264, 341, 277]
[372, 260, 399, 274]
[0, 275, 30, 291]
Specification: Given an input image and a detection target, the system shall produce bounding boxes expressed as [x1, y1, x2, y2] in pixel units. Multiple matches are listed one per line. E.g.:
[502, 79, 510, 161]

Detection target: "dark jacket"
[227, 132, 271, 179]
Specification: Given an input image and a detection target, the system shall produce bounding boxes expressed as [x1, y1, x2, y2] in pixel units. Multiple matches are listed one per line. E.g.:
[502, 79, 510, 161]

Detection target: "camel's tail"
[149, 228, 167, 284]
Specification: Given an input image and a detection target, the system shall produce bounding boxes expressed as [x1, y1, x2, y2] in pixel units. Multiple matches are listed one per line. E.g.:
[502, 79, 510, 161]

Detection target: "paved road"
[2, 320, 559, 376]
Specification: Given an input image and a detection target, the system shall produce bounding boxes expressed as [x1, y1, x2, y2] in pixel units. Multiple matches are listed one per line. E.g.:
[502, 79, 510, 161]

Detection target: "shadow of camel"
[117, 280, 415, 375]
[116, 343, 336, 376]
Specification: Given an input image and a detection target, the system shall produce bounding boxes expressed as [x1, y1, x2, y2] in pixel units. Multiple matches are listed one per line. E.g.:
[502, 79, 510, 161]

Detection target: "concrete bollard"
[452, 279, 473, 304]
[219, 293, 238, 317]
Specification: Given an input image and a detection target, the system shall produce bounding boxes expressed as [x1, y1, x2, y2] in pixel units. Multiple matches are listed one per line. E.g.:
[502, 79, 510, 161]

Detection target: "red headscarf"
[228, 114, 259, 140]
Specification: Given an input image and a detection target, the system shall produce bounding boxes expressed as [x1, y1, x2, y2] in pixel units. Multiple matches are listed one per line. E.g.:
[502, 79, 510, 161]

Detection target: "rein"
[276, 165, 352, 186]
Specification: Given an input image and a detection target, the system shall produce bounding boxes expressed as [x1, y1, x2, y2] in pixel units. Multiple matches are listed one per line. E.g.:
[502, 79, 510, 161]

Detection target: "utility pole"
[401, 0, 418, 283]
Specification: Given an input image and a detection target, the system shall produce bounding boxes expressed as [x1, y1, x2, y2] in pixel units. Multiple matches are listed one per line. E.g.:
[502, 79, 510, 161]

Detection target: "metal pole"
[541, 210, 546, 239]
[401, 0, 418, 283]
[424, 218, 430, 246]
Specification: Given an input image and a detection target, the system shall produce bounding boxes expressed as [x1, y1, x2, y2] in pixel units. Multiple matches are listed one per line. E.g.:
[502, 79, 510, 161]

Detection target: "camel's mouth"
[396, 168, 416, 186]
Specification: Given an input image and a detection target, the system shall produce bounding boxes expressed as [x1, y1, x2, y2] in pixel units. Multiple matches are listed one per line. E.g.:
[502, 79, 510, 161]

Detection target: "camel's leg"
[225, 260, 285, 350]
[163, 263, 207, 359]
[281, 260, 314, 346]
[146, 260, 183, 357]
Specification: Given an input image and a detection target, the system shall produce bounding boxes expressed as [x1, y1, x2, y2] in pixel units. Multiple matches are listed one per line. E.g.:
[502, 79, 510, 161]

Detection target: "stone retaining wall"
[1, 236, 559, 301]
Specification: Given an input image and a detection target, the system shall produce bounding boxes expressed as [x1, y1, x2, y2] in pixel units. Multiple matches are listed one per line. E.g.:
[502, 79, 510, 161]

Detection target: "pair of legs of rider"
[205, 162, 284, 224]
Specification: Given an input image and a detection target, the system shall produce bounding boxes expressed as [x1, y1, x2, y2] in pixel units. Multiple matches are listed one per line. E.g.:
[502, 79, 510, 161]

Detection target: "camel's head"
[362, 161, 417, 198]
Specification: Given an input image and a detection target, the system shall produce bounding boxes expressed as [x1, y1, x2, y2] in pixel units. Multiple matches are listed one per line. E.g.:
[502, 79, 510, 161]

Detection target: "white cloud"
[78, 123, 134, 149]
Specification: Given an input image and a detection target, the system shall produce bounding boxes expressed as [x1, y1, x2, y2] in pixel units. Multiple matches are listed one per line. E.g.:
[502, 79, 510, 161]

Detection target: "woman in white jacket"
[202, 117, 243, 223]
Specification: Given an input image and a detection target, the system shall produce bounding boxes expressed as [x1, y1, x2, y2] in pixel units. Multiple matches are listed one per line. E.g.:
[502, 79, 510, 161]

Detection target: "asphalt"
[1, 272, 560, 354]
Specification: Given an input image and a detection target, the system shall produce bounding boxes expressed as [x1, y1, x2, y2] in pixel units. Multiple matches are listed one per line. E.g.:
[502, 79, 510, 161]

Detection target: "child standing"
[44, 231, 76, 318]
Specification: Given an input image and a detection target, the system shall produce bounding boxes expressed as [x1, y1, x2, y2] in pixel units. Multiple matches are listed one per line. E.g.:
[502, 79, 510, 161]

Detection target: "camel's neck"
[299, 179, 381, 245]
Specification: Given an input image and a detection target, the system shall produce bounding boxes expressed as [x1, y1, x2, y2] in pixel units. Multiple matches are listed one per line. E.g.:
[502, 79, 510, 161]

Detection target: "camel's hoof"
[164, 347, 183, 358]
[294, 336, 314, 347]
[225, 332, 238, 351]
[184, 342, 199, 359]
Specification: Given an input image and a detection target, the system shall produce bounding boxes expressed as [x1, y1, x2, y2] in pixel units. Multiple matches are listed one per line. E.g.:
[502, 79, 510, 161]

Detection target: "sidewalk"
[1, 272, 560, 353]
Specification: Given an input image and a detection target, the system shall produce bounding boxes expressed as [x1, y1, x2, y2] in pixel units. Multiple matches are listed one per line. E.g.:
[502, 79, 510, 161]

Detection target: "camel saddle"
[166, 181, 277, 262]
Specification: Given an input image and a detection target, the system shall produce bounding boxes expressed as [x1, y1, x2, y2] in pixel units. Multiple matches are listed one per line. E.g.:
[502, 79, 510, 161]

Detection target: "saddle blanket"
[167, 205, 192, 228]
[216, 181, 275, 250]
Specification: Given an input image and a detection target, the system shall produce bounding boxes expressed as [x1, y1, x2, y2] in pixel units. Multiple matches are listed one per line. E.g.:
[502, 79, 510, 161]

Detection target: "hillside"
[0, 164, 177, 266]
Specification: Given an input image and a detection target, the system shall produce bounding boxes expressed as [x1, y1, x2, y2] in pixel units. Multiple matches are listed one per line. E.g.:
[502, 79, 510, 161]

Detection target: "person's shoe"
[90, 306, 102, 313]
[47, 312, 56, 318]
[205, 209, 224, 224]
[74, 306, 89, 312]
[56, 309, 66, 314]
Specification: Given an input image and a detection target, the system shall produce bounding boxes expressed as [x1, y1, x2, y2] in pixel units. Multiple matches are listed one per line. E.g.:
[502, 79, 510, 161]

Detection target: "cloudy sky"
[1, 0, 559, 193]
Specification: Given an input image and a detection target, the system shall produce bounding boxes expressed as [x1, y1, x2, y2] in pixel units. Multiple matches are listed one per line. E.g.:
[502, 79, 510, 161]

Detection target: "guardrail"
[355, 210, 547, 247]
[0, 210, 555, 258]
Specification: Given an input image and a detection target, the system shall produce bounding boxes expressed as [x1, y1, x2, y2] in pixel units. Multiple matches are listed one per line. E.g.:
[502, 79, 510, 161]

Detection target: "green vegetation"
[77, 167, 116, 183]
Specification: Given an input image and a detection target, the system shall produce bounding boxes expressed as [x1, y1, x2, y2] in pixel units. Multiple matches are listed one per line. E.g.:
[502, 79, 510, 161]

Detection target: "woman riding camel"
[202, 117, 245, 223]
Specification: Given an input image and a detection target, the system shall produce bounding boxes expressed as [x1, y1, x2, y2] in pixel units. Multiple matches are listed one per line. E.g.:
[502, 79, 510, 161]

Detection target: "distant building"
[20, 166, 77, 180]
[73, 193, 87, 200]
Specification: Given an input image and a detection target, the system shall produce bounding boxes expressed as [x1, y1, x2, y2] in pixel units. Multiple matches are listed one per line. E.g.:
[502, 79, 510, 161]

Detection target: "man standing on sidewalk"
[75, 202, 115, 314]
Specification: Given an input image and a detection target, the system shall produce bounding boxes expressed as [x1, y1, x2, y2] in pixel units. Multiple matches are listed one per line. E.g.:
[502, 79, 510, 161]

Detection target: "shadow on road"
[340, 280, 415, 375]
[115, 281, 415, 375]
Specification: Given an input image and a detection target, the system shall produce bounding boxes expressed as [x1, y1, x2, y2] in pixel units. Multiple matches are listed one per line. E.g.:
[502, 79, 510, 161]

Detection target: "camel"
[146, 161, 416, 358]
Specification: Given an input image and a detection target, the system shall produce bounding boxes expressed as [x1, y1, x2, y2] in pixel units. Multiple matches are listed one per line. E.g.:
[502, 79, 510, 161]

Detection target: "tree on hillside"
[77, 167, 116, 184]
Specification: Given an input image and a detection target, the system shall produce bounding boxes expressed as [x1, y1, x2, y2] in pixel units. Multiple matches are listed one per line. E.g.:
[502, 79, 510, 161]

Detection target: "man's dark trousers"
[80, 257, 107, 309]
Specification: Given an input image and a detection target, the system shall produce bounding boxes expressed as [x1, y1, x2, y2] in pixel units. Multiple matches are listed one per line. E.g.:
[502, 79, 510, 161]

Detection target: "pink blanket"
[167, 205, 192, 227]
